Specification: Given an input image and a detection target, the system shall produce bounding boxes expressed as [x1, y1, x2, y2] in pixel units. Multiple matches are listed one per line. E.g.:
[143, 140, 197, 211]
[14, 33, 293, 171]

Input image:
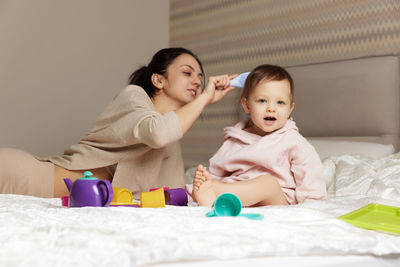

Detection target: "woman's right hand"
[201, 74, 238, 105]
[175, 73, 238, 135]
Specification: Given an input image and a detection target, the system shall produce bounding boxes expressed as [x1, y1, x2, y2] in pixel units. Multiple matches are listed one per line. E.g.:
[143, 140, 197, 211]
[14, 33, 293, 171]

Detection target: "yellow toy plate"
[110, 201, 139, 207]
[338, 203, 400, 234]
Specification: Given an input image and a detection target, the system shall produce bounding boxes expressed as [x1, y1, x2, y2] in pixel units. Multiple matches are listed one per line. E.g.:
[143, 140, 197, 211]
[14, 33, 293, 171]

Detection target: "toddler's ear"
[241, 98, 250, 114]
[289, 102, 295, 117]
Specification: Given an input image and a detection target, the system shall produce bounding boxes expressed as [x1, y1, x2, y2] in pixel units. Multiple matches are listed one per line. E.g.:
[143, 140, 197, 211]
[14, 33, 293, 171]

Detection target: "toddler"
[190, 64, 327, 207]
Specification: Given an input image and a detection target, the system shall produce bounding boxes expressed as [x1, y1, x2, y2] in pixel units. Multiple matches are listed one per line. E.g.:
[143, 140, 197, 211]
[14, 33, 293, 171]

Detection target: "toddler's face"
[241, 79, 294, 136]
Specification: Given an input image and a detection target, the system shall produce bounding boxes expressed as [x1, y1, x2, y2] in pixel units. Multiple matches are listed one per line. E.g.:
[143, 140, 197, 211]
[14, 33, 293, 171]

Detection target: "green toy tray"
[338, 203, 400, 234]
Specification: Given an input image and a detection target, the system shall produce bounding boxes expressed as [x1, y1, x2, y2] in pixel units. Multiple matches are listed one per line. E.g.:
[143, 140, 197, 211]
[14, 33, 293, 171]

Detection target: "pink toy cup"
[61, 195, 69, 207]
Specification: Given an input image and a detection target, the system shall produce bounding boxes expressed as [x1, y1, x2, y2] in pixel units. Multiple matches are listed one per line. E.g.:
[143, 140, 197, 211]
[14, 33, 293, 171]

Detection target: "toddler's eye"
[277, 100, 285, 105]
[258, 99, 266, 103]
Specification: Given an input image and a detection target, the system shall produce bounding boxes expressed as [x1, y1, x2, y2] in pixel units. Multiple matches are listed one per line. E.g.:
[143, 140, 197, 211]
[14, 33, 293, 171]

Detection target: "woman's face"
[156, 53, 203, 108]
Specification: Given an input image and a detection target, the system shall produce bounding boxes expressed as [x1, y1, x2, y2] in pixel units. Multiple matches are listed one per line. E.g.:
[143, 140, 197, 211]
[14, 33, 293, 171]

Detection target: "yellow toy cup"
[140, 188, 165, 208]
[111, 187, 133, 204]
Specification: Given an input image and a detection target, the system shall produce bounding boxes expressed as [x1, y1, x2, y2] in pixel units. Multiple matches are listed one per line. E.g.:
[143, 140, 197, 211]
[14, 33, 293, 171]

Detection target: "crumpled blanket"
[1, 153, 400, 267]
[323, 153, 400, 199]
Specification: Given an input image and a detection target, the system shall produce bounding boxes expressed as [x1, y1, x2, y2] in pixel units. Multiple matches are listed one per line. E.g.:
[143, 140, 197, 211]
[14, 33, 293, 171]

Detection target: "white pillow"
[307, 139, 395, 160]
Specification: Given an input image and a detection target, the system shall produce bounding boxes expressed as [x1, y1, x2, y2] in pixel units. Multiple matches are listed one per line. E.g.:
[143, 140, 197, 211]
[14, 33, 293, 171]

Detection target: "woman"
[0, 47, 236, 198]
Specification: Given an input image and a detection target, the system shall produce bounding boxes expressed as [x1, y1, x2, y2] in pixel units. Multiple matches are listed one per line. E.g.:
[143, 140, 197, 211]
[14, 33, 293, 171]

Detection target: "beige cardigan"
[41, 85, 188, 196]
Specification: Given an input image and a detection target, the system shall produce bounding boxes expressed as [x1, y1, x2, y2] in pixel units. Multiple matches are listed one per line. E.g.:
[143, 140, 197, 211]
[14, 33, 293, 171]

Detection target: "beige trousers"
[0, 148, 54, 197]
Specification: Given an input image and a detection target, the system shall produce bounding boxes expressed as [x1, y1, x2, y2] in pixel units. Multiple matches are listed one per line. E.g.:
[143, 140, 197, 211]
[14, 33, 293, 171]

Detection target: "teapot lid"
[78, 171, 98, 180]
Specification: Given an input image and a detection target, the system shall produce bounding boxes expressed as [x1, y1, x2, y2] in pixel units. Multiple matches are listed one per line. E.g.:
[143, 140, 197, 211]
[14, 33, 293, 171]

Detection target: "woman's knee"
[0, 148, 54, 197]
[0, 147, 35, 163]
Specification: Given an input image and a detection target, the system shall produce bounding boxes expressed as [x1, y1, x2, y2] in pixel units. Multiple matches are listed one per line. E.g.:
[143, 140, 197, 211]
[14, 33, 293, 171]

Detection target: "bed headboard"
[287, 55, 400, 150]
[182, 55, 400, 169]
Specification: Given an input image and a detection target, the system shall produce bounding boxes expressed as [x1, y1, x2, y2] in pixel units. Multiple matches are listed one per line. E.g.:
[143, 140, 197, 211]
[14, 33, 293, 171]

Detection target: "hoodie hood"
[223, 118, 298, 145]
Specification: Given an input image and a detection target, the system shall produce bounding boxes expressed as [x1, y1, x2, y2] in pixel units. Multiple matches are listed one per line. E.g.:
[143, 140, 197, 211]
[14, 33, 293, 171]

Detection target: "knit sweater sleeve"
[81, 85, 183, 149]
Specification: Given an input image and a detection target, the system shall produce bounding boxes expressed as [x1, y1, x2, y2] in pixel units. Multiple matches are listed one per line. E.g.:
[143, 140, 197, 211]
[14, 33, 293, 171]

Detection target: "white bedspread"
[1, 154, 400, 266]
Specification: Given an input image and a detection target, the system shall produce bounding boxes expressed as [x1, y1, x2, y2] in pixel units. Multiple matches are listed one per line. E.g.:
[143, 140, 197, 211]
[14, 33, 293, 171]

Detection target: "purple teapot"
[63, 171, 113, 207]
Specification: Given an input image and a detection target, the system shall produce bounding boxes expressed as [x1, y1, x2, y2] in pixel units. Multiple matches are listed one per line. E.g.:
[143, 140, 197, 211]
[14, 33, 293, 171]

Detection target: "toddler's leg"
[212, 175, 288, 207]
[0, 148, 54, 197]
[192, 164, 217, 207]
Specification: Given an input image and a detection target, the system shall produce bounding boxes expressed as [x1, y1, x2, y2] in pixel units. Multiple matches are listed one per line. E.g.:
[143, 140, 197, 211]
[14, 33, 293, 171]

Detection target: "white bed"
[1, 55, 400, 266]
[1, 153, 400, 266]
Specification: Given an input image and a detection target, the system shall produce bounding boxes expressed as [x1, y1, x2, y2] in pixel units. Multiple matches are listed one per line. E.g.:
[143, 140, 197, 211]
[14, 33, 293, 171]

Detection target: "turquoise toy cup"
[206, 193, 242, 217]
[206, 193, 264, 220]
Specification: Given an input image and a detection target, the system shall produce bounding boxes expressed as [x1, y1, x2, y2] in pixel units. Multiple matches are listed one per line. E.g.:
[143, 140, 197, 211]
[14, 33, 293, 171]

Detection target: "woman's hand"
[175, 73, 238, 135]
[201, 74, 238, 105]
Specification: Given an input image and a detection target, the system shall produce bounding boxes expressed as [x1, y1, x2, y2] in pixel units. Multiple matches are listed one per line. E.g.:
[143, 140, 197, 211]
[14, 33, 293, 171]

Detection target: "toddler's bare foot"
[192, 164, 217, 207]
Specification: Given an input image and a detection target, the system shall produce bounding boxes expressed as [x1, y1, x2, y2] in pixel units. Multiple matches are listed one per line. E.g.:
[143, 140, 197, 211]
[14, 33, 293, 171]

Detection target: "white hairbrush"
[230, 72, 250, 88]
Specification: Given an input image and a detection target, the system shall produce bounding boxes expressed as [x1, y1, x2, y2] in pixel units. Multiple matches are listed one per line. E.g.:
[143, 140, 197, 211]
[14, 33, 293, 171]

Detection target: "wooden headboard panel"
[288, 55, 400, 150]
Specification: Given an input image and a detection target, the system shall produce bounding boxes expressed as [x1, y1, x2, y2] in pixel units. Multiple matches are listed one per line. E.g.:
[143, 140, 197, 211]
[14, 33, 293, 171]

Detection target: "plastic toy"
[110, 187, 139, 207]
[150, 187, 188, 206]
[338, 203, 400, 234]
[63, 171, 113, 207]
[164, 188, 188, 206]
[61, 179, 187, 208]
[230, 72, 250, 88]
[140, 188, 165, 208]
[206, 193, 264, 220]
[61, 195, 69, 207]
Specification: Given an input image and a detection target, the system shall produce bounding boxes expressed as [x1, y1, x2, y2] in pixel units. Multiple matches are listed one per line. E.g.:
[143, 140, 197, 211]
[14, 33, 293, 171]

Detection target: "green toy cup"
[206, 193, 242, 217]
[206, 193, 264, 220]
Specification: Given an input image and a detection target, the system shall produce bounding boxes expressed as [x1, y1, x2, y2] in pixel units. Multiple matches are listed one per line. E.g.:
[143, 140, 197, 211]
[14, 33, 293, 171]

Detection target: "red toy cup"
[61, 195, 69, 207]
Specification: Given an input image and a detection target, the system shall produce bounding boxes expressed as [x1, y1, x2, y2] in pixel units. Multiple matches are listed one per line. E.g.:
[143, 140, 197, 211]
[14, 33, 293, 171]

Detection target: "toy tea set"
[61, 171, 264, 221]
[61, 171, 188, 208]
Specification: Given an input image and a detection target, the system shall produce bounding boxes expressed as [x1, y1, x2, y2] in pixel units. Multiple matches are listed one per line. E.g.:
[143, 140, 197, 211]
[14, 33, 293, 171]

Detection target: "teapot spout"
[63, 178, 73, 192]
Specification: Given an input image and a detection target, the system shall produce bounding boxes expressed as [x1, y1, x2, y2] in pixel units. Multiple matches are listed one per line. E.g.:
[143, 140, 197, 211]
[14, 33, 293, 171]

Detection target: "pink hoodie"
[206, 118, 326, 204]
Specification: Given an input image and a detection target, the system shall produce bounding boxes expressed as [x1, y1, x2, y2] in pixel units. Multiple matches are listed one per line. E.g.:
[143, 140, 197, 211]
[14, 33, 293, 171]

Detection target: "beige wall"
[0, 0, 169, 156]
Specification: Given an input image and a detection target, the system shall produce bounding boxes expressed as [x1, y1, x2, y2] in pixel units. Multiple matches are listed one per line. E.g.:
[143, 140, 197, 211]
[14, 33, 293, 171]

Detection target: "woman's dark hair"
[128, 47, 204, 98]
[241, 64, 294, 102]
